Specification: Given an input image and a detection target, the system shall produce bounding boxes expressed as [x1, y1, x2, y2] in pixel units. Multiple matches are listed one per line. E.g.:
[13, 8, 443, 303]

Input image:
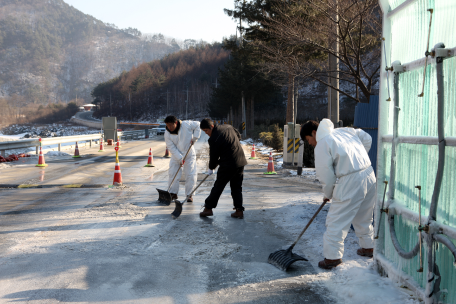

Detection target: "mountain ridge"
[0, 0, 205, 105]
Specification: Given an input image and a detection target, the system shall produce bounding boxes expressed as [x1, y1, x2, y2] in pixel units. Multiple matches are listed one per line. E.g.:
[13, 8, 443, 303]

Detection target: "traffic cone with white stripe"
[36, 146, 48, 167]
[144, 148, 155, 167]
[113, 152, 122, 186]
[163, 146, 170, 158]
[249, 144, 257, 159]
[98, 138, 105, 152]
[264, 152, 277, 175]
[73, 141, 81, 158]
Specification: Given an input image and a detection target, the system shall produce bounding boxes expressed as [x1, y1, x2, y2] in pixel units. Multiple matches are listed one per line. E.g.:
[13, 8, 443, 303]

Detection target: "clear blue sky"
[64, 0, 238, 42]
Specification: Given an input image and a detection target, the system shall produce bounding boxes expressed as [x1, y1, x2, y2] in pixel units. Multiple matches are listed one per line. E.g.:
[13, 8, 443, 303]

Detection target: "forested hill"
[0, 0, 198, 105]
[91, 45, 230, 121]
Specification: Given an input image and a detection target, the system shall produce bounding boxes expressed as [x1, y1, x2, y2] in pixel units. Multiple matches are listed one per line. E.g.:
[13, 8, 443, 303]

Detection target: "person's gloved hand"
[190, 138, 197, 145]
[323, 197, 330, 203]
[207, 169, 213, 176]
[179, 159, 185, 166]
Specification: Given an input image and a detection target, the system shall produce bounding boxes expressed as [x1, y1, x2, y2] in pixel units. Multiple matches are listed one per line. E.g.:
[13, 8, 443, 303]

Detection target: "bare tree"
[255, 0, 381, 103]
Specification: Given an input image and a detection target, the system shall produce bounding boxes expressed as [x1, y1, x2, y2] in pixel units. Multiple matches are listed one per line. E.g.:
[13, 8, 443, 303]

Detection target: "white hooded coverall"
[164, 120, 201, 196]
[315, 119, 376, 259]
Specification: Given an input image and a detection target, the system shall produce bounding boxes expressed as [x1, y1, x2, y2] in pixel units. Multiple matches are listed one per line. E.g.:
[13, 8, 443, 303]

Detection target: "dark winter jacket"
[208, 124, 248, 170]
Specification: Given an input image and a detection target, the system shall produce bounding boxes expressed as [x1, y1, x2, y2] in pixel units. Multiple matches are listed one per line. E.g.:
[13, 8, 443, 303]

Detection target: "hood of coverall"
[316, 119, 334, 142]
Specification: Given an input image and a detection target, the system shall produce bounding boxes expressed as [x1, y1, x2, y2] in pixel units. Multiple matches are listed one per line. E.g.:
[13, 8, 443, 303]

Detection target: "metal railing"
[0, 129, 160, 156]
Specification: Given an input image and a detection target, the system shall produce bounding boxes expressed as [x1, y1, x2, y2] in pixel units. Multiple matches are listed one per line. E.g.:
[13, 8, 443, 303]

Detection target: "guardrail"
[0, 134, 102, 156]
[119, 129, 158, 141]
[0, 129, 161, 156]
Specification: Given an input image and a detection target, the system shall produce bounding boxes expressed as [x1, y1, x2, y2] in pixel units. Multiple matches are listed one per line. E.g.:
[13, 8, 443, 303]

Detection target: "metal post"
[292, 79, 298, 165]
[387, 69, 401, 206]
[416, 185, 423, 272]
[58, 143, 61, 152]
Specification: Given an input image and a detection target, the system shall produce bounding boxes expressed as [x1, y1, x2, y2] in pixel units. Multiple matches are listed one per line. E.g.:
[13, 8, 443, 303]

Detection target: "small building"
[82, 104, 96, 111]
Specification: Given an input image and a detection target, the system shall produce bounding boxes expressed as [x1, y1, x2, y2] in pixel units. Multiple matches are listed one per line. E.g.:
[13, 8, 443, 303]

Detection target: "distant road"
[72, 111, 101, 128]
[76, 111, 99, 121]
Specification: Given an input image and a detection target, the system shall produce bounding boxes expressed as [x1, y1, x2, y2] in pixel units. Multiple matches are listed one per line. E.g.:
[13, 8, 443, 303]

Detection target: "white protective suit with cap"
[164, 120, 201, 196]
[314, 119, 376, 259]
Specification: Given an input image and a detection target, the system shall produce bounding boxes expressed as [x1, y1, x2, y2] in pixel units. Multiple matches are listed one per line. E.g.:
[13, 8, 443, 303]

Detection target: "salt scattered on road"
[268, 196, 421, 304]
[46, 151, 71, 156]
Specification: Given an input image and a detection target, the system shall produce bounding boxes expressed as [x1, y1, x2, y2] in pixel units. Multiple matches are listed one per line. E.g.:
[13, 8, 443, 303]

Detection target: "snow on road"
[0, 137, 423, 303]
[267, 196, 421, 304]
[240, 140, 422, 304]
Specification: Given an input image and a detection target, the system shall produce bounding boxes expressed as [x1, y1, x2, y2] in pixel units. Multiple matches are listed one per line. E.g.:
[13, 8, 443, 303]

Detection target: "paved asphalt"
[0, 136, 331, 303]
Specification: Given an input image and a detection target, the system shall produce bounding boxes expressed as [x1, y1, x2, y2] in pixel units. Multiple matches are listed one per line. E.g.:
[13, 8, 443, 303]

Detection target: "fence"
[0, 129, 157, 156]
[376, 1, 456, 303]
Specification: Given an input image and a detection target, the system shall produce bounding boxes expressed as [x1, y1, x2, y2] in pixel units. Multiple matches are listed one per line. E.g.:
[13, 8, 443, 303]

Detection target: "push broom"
[268, 199, 329, 271]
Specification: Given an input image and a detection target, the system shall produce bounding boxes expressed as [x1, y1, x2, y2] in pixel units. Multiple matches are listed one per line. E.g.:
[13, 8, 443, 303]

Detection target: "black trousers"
[205, 166, 244, 211]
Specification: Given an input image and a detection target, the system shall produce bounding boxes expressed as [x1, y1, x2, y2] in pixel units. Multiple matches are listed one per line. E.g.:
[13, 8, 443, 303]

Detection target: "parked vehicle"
[155, 124, 166, 135]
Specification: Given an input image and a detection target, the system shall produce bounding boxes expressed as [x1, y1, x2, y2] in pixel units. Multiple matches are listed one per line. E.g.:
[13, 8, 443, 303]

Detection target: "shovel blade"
[268, 248, 308, 271]
[156, 188, 172, 205]
[171, 200, 183, 218]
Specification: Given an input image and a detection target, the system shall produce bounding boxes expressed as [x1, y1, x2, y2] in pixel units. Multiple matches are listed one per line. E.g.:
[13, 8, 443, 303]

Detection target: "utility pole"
[328, 0, 340, 127]
[129, 92, 131, 121]
[167, 89, 169, 114]
[240, 0, 246, 138]
[110, 93, 112, 117]
[186, 87, 189, 120]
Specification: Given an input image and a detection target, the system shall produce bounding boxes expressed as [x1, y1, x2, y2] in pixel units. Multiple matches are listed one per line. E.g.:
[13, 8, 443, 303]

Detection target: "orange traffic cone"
[73, 141, 81, 158]
[249, 144, 257, 159]
[264, 152, 277, 175]
[36, 146, 48, 167]
[116, 139, 121, 148]
[163, 146, 170, 158]
[113, 161, 122, 186]
[144, 148, 155, 167]
[98, 138, 105, 152]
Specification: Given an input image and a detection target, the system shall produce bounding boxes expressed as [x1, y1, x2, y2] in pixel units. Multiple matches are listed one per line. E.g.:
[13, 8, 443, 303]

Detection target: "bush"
[259, 124, 283, 151]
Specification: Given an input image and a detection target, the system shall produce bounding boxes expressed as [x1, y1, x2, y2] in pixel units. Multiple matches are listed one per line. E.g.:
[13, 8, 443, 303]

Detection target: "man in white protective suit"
[164, 115, 201, 203]
[300, 119, 376, 269]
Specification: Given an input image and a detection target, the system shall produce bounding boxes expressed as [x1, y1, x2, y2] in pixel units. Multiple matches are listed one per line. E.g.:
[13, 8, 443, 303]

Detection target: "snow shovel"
[156, 144, 193, 205]
[171, 173, 210, 219]
[268, 199, 329, 271]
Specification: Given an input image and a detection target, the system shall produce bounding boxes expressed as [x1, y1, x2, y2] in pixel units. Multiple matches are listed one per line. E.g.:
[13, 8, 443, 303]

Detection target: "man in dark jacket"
[199, 118, 248, 219]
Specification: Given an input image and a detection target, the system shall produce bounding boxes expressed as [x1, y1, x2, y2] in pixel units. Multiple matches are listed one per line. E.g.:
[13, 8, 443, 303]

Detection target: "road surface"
[0, 135, 331, 303]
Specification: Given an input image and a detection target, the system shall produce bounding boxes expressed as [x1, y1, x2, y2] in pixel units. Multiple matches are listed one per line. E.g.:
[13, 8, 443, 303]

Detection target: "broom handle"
[185, 174, 209, 199]
[290, 199, 329, 250]
[167, 144, 193, 192]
